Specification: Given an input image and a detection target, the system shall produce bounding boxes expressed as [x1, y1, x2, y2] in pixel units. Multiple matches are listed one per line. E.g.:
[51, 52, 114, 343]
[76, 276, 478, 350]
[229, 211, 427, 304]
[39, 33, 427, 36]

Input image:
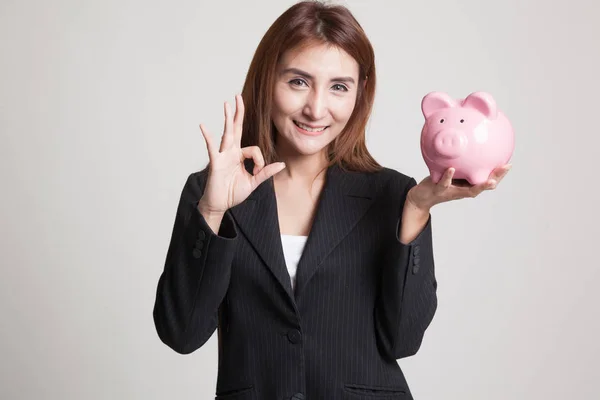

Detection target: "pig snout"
[432, 129, 467, 159]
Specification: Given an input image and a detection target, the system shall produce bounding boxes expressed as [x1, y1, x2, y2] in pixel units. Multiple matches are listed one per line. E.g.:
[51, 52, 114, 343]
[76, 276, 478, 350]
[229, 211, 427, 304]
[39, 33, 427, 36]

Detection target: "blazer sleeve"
[153, 170, 238, 354]
[374, 177, 438, 360]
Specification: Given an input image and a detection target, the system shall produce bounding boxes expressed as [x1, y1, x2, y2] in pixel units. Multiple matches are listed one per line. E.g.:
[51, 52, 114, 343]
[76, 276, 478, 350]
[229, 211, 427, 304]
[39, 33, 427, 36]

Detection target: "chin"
[293, 132, 336, 154]
[290, 140, 328, 155]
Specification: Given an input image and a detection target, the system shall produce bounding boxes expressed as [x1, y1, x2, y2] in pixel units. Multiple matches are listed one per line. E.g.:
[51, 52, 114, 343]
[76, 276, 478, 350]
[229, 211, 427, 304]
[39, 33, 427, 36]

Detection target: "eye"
[440, 118, 445, 123]
[332, 84, 349, 92]
[460, 119, 465, 123]
[289, 78, 308, 87]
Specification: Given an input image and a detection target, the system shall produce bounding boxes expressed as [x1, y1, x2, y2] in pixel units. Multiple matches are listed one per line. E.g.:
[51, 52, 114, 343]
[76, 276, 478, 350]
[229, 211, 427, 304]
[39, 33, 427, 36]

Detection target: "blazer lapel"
[229, 174, 295, 302]
[230, 161, 378, 306]
[294, 164, 375, 300]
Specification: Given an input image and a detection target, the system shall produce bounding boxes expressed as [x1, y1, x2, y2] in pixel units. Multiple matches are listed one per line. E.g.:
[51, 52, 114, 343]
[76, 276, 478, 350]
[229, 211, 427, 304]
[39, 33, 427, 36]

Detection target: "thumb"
[252, 162, 286, 187]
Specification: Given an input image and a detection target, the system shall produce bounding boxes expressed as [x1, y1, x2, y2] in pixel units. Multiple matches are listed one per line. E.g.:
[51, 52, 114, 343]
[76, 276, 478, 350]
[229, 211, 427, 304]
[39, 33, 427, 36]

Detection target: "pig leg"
[467, 170, 492, 185]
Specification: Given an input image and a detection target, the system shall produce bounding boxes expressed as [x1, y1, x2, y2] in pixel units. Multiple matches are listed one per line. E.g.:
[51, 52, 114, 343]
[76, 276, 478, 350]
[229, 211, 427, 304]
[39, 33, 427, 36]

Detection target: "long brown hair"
[240, 0, 382, 173]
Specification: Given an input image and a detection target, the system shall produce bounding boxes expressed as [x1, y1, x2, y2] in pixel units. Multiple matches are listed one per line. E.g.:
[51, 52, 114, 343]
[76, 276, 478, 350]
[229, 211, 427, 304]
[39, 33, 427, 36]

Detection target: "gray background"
[1, 0, 598, 399]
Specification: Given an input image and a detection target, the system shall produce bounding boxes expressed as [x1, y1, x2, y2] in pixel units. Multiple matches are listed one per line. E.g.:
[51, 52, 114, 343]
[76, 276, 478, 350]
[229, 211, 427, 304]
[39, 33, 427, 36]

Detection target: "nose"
[303, 89, 327, 120]
[433, 129, 468, 159]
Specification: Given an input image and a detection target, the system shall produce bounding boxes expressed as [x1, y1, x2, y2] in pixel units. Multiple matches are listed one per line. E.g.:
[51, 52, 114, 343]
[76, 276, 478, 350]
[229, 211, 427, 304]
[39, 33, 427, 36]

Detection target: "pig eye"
[440, 119, 445, 123]
[460, 119, 465, 123]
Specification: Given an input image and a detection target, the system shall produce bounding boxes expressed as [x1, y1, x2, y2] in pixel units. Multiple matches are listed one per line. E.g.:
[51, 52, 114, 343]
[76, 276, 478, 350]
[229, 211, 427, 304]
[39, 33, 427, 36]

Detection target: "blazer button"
[291, 393, 305, 400]
[412, 264, 420, 274]
[198, 230, 206, 240]
[414, 245, 421, 255]
[413, 256, 420, 265]
[193, 248, 202, 259]
[287, 329, 302, 344]
[195, 239, 204, 249]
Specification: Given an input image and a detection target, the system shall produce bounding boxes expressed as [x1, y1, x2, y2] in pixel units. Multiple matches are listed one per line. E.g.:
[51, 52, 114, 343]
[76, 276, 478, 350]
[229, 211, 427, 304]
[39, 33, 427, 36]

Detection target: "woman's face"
[271, 43, 360, 157]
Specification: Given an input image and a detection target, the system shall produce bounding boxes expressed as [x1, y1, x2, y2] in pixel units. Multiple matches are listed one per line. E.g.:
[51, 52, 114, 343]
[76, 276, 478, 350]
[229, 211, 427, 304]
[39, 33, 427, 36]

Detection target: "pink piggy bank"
[420, 91, 514, 185]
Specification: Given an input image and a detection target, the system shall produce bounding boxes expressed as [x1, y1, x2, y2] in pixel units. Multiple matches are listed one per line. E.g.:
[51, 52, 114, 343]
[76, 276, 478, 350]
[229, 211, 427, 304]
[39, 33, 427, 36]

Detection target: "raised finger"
[495, 164, 512, 184]
[438, 168, 454, 189]
[470, 179, 496, 197]
[233, 94, 245, 146]
[219, 101, 234, 152]
[490, 164, 511, 180]
[199, 123, 216, 160]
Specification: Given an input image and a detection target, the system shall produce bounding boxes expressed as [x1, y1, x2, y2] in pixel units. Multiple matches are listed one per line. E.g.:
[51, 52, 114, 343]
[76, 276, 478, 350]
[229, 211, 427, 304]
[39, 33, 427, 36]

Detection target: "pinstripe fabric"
[153, 161, 438, 400]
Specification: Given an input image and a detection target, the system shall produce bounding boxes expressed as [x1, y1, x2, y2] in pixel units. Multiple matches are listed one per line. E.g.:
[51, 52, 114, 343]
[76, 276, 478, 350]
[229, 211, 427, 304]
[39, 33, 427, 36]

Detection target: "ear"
[421, 92, 458, 118]
[462, 92, 498, 119]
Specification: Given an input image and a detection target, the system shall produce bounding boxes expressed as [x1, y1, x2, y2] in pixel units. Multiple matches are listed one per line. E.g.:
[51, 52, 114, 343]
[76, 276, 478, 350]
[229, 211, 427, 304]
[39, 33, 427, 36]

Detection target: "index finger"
[233, 94, 245, 145]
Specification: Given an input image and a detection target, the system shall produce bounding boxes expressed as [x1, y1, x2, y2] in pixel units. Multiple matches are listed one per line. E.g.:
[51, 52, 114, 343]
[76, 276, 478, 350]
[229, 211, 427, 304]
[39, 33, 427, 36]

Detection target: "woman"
[153, 1, 511, 399]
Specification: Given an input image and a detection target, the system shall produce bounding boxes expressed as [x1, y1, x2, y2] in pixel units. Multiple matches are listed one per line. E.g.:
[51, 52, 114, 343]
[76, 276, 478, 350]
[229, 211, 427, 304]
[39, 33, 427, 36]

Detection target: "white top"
[280, 234, 308, 292]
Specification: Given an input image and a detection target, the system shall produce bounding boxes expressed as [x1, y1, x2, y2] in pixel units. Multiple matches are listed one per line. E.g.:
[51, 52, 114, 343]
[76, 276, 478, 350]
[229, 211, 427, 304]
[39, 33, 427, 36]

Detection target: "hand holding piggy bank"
[420, 91, 515, 185]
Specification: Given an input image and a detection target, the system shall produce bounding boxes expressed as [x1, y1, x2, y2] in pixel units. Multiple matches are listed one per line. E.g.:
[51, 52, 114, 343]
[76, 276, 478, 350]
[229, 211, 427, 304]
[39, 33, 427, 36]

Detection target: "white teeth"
[294, 121, 327, 132]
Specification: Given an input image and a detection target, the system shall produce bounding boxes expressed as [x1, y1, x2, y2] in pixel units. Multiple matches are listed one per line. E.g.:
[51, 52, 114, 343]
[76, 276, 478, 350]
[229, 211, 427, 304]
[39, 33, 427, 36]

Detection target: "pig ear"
[421, 92, 458, 118]
[463, 92, 498, 119]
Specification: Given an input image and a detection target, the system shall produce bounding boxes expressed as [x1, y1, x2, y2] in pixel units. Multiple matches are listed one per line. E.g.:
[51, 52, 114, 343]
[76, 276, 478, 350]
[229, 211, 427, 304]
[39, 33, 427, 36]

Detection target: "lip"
[294, 120, 328, 129]
[293, 120, 329, 136]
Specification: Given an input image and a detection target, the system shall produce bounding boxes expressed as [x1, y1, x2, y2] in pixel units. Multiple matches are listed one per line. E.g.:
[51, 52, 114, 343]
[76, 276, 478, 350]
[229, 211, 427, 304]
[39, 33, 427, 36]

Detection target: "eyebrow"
[280, 67, 356, 84]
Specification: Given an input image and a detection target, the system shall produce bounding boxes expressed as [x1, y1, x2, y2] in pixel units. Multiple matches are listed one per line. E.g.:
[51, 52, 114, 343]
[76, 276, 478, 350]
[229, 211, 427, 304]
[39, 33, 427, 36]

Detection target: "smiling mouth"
[293, 120, 329, 132]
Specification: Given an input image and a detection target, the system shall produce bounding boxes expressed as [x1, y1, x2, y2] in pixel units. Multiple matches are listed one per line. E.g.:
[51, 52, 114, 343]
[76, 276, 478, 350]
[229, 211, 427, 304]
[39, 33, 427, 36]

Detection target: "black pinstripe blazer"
[153, 160, 438, 400]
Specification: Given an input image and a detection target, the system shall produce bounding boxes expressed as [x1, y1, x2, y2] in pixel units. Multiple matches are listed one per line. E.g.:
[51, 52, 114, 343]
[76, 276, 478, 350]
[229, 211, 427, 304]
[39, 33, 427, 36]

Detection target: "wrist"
[197, 198, 226, 217]
[399, 190, 430, 244]
[406, 188, 431, 214]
